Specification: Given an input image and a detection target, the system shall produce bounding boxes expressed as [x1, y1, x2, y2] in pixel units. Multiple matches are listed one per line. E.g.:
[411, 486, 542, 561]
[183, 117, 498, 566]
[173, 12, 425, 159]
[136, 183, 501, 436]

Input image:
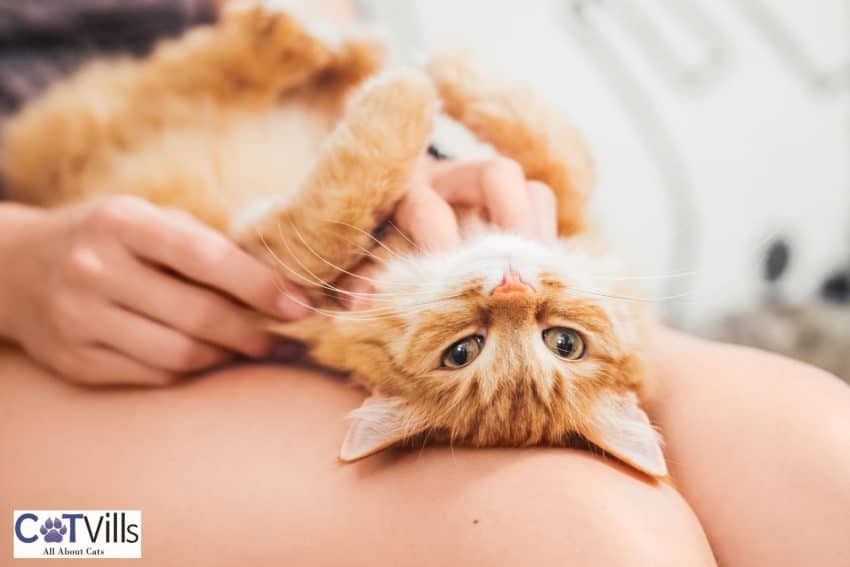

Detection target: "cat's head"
[273, 232, 667, 477]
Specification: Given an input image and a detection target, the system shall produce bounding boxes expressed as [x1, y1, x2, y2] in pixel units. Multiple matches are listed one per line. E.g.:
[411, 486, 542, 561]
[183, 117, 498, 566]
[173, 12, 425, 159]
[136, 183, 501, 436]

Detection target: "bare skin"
[2, 329, 849, 565]
[0, 340, 712, 567]
[646, 329, 850, 566]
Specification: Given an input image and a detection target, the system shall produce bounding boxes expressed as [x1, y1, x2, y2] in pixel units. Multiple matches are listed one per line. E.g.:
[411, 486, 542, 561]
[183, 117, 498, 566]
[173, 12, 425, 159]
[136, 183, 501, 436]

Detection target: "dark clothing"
[0, 0, 215, 196]
[0, 0, 214, 114]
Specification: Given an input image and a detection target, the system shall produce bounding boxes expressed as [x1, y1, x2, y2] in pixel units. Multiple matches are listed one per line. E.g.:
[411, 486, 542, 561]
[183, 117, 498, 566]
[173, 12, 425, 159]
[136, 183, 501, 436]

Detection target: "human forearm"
[0, 202, 48, 340]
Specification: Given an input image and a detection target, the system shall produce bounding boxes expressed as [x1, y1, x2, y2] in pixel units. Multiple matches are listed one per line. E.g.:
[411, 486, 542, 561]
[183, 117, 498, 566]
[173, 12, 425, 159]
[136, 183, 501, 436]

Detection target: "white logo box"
[13, 510, 142, 559]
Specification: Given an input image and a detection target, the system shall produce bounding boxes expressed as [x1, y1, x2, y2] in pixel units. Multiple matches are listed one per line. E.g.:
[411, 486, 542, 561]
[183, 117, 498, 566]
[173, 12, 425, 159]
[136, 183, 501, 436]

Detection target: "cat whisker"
[265, 244, 456, 305]
[416, 426, 434, 461]
[277, 220, 363, 291]
[386, 219, 424, 255]
[251, 230, 418, 312]
[566, 287, 695, 304]
[330, 292, 474, 321]
[269, 221, 424, 303]
[273, 291, 465, 323]
[252, 224, 331, 290]
[587, 270, 696, 282]
[353, 247, 390, 266]
[272, 221, 432, 298]
[321, 218, 417, 266]
[287, 218, 401, 288]
[251, 220, 460, 304]
[327, 298, 464, 322]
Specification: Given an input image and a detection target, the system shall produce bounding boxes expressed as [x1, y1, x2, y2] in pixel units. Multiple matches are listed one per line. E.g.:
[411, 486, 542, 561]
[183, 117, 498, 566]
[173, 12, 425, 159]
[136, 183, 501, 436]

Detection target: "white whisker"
[322, 218, 417, 266]
[387, 219, 423, 254]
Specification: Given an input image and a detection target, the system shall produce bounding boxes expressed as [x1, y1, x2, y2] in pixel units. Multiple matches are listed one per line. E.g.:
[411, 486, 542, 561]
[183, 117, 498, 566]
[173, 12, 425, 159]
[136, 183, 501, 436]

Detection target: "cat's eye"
[542, 327, 585, 360]
[441, 336, 484, 369]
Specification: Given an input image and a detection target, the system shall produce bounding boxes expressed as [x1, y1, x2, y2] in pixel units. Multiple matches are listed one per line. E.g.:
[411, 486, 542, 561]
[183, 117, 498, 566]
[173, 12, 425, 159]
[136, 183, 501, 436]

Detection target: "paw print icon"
[40, 517, 67, 543]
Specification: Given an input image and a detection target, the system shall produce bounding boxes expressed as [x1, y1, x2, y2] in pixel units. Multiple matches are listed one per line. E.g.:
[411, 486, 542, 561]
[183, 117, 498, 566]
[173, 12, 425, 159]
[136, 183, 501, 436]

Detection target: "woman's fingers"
[430, 157, 538, 238]
[526, 180, 558, 241]
[100, 251, 276, 358]
[336, 261, 384, 311]
[346, 154, 558, 316]
[8, 195, 313, 386]
[394, 182, 461, 252]
[54, 345, 177, 387]
[390, 155, 559, 259]
[96, 197, 310, 320]
[87, 304, 233, 373]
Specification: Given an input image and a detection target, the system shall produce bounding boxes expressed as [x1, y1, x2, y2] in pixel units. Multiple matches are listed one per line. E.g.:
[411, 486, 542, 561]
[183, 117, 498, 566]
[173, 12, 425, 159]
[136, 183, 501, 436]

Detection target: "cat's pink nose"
[492, 270, 532, 296]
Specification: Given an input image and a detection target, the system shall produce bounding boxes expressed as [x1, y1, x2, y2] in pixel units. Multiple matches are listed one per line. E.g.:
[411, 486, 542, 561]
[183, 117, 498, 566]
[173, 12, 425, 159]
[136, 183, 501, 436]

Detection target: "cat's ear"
[583, 392, 668, 477]
[339, 395, 429, 462]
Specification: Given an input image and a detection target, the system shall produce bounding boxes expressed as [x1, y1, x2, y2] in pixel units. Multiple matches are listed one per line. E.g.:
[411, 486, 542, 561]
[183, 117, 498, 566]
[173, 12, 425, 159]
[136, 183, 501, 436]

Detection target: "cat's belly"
[216, 102, 334, 216]
[73, 99, 335, 233]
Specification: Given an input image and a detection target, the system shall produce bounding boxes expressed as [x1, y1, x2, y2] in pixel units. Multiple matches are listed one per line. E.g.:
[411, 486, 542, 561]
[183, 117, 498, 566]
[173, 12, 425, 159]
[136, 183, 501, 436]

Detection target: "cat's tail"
[426, 50, 595, 237]
[234, 69, 435, 288]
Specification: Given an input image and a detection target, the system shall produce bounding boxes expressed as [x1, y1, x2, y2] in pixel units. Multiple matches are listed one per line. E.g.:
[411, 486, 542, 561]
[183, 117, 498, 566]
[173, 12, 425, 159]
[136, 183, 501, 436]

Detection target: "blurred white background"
[364, 0, 850, 334]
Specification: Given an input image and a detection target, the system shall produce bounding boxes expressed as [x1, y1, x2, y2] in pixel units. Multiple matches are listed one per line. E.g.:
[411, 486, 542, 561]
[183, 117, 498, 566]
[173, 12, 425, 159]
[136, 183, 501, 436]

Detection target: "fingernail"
[278, 290, 312, 319]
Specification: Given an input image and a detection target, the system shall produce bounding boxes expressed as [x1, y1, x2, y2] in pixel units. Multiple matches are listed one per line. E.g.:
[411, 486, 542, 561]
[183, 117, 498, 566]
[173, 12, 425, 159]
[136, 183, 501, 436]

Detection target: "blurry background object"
[363, 0, 850, 381]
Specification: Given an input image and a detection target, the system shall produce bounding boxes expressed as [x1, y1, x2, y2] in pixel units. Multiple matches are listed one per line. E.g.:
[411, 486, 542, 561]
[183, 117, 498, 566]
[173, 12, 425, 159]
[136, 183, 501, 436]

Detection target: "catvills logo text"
[13, 510, 141, 559]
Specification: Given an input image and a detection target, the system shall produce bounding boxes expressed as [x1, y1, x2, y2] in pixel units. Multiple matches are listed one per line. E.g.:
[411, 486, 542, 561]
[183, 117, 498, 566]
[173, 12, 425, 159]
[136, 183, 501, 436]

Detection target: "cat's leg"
[1, 3, 340, 206]
[142, 2, 338, 104]
[148, 2, 386, 106]
[234, 70, 435, 288]
[311, 33, 388, 95]
[426, 51, 595, 236]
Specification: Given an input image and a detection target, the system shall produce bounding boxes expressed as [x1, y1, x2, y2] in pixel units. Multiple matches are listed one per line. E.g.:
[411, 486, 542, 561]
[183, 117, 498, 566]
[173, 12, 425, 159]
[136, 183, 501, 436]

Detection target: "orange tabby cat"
[1, 1, 666, 477]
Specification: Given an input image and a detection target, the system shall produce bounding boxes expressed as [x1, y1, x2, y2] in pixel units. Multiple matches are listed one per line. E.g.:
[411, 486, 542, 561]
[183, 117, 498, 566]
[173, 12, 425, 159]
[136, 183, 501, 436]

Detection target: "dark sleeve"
[0, 0, 214, 47]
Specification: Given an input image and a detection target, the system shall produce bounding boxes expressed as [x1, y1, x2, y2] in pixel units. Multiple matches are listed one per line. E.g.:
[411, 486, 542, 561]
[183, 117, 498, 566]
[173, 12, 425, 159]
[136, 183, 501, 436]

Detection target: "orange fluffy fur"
[2, 2, 666, 477]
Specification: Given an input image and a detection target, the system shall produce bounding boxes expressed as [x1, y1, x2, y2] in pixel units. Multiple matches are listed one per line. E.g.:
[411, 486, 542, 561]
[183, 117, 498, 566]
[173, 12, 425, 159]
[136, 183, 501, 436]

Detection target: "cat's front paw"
[346, 69, 436, 160]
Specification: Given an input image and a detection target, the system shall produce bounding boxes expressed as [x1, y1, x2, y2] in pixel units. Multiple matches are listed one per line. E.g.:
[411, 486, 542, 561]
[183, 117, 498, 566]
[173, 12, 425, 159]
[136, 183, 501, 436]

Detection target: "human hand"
[0, 197, 310, 386]
[341, 152, 557, 307]
[394, 153, 558, 250]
